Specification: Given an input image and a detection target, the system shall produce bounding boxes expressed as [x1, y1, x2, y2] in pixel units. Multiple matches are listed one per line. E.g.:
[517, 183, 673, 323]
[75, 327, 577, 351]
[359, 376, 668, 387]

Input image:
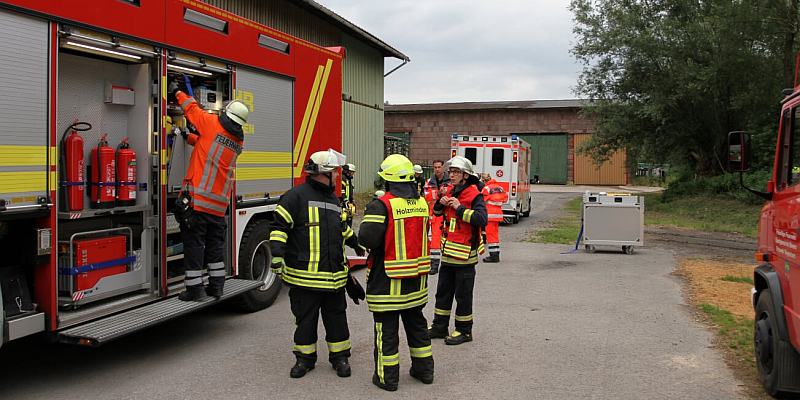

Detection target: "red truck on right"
[729, 93, 800, 396]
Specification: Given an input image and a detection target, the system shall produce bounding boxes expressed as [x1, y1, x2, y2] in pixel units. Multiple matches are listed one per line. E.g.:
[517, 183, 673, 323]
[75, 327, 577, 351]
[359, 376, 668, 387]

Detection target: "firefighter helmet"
[224, 100, 249, 126]
[344, 163, 356, 173]
[413, 164, 423, 174]
[444, 156, 476, 178]
[378, 154, 415, 182]
[305, 149, 346, 175]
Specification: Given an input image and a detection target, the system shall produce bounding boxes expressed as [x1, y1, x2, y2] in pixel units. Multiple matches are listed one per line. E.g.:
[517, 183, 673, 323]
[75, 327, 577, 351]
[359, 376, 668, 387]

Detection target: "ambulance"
[451, 134, 531, 223]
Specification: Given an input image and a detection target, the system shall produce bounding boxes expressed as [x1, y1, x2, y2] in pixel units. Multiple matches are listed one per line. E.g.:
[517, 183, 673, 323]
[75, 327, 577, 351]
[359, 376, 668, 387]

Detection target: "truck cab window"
[781, 107, 800, 189]
[491, 149, 504, 166]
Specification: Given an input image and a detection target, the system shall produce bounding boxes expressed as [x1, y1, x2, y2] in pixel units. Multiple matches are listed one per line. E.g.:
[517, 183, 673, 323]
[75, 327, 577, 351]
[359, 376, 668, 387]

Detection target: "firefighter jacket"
[177, 91, 244, 217]
[482, 179, 509, 222]
[269, 176, 361, 291]
[424, 174, 451, 212]
[433, 183, 488, 265]
[359, 182, 430, 312]
[415, 176, 426, 197]
[340, 173, 354, 205]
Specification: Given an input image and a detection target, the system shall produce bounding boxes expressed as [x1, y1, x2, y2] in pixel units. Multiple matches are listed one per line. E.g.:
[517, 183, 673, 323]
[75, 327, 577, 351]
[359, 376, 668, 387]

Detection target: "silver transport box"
[582, 192, 644, 254]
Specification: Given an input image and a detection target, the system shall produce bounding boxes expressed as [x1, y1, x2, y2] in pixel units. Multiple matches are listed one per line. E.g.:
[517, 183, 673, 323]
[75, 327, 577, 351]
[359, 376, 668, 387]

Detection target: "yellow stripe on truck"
[0, 172, 46, 193]
[236, 167, 292, 181]
[293, 59, 333, 176]
[0, 146, 47, 166]
[238, 151, 292, 164]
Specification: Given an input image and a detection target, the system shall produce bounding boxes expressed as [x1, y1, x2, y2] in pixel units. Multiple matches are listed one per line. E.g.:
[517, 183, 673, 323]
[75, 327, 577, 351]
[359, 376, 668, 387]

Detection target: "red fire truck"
[0, 0, 344, 347]
[729, 110, 800, 392]
[451, 134, 532, 223]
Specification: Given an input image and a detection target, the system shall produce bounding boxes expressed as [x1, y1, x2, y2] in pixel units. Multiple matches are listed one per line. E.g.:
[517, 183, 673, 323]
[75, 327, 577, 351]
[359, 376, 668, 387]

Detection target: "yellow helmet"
[378, 154, 415, 182]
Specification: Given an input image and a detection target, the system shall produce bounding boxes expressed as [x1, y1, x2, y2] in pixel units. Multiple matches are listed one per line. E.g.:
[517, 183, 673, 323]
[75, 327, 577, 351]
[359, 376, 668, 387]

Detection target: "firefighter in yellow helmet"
[428, 156, 487, 345]
[269, 149, 365, 379]
[358, 154, 434, 391]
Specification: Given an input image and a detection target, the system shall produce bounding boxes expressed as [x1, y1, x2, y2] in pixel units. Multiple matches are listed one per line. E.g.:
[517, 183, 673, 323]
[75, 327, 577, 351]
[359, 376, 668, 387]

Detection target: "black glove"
[345, 274, 365, 305]
[355, 245, 366, 257]
[178, 127, 188, 141]
[168, 80, 180, 96]
[271, 257, 285, 275]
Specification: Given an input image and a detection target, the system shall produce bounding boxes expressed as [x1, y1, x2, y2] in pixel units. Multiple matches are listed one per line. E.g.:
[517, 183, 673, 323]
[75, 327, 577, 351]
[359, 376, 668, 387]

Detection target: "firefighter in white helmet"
[413, 164, 425, 197]
[428, 156, 487, 345]
[269, 149, 366, 379]
[359, 154, 434, 391]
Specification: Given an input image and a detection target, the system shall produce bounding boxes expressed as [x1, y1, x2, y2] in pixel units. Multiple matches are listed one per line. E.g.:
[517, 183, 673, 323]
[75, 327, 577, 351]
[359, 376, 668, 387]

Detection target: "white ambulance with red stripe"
[451, 134, 531, 223]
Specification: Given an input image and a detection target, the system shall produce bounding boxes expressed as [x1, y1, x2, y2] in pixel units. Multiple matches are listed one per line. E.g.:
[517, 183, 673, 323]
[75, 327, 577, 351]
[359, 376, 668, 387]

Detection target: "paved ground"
[0, 185, 747, 400]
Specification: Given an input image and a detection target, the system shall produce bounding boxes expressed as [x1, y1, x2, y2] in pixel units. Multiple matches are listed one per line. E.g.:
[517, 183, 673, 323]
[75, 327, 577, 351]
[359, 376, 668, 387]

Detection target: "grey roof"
[292, 0, 409, 61]
[384, 99, 587, 113]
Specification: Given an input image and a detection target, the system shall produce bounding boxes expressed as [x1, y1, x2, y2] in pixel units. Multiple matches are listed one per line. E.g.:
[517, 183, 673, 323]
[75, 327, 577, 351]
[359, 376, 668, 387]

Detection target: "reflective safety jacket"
[178, 91, 244, 217]
[359, 184, 430, 312]
[340, 174, 354, 205]
[482, 179, 509, 222]
[433, 183, 488, 265]
[269, 177, 361, 291]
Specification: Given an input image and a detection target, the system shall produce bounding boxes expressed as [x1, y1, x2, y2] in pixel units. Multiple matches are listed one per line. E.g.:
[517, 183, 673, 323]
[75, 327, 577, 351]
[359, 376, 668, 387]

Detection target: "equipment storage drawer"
[58, 236, 128, 293]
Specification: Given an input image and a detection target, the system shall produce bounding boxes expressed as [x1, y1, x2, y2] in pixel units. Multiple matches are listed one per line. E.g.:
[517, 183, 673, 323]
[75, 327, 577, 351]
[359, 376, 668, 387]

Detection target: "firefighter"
[413, 164, 426, 197]
[341, 163, 356, 227]
[480, 173, 508, 263]
[425, 159, 450, 275]
[359, 154, 434, 391]
[269, 149, 366, 379]
[428, 156, 487, 345]
[168, 75, 248, 301]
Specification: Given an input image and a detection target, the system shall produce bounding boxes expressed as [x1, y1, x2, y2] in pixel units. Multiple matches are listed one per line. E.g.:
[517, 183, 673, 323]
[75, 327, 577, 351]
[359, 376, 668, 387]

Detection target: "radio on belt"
[581, 191, 644, 254]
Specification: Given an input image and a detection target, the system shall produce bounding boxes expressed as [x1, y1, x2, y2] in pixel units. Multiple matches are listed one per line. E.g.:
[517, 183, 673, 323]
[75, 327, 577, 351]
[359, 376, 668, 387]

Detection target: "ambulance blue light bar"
[511, 135, 518, 140]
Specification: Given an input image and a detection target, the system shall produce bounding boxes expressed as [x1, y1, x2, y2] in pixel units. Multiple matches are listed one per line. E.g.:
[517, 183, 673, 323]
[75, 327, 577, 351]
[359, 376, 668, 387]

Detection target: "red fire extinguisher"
[60, 121, 91, 211]
[90, 134, 116, 209]
[116, 138, 136, 207]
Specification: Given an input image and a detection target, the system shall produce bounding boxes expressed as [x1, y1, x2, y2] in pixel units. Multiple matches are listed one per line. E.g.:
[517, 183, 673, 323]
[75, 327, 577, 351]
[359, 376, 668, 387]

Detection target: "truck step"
[57, 279, 263, 346]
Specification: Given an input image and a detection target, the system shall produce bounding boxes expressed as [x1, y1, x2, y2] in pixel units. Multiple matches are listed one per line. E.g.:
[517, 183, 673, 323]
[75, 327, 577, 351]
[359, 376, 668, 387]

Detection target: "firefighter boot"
[444, 331, 473, 345]
[332, 359, 351, 377]
[409, 367, 434, 384]
[482, 252, 500, 263]
[290, 361, 315, 378]
[372, 374, 398, 392]
[178, 287, 204, 302]
[429, 259, 439, 275]
[205, 286, 223, 299]
[428, 325, 448, 339]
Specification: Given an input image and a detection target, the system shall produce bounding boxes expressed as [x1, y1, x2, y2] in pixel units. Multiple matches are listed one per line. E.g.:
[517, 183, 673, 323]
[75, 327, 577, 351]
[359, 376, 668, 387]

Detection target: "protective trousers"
[181, 210, 227, 293]
[431, 263, 476, 334]
[373, 305, 434, 387]
[289, 286, 352, 365]
[485, 220, 500, 255]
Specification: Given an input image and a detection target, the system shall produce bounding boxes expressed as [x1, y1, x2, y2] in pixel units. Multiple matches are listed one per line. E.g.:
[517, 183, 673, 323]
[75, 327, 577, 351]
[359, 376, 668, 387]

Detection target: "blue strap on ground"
[59, 255, 136, 275]
[561, 222, 584, 254]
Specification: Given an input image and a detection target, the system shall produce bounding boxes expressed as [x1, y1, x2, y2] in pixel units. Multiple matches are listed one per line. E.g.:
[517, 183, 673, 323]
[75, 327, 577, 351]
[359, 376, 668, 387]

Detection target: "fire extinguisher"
[59, 121, 91, 211]
[89, 134, 116, 209]
[116, 138, 136, 207]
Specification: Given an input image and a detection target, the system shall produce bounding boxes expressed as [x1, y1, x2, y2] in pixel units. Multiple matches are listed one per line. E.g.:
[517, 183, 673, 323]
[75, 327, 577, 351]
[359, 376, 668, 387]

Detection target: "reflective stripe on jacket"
[178, 92, 243, 217]
[482, 179, 509, 222]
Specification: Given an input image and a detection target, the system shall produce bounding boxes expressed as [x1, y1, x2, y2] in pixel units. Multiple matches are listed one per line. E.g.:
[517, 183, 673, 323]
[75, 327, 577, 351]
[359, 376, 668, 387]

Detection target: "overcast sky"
[317, 0, 580, 105]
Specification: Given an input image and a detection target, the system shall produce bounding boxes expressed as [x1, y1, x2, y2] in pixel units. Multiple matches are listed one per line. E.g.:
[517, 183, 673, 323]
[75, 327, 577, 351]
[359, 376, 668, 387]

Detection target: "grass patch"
[699, 303, 755, 367]
[528, 197, 582, 244]
[643, 193, 761, 238]
[721, 275, 755, 285]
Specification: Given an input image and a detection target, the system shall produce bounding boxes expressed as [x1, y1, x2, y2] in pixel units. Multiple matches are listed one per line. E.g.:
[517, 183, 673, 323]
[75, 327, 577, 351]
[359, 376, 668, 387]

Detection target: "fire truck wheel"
[231, 219, 281, 312]
[754, 288, 800, 396]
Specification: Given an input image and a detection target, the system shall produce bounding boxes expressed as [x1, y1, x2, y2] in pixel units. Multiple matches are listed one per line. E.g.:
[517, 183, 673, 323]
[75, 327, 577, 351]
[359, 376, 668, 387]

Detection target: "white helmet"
[413, 164, 423, 174]
[344, 163, 356, 173]
[225, 100, 249, 126]
[444, 156, 476, 177]
[305, 148, 346, 175]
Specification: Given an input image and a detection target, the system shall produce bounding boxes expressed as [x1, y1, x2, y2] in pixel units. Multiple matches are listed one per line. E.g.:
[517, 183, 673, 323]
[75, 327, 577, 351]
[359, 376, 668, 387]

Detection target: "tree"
[570, 0, 800, 177]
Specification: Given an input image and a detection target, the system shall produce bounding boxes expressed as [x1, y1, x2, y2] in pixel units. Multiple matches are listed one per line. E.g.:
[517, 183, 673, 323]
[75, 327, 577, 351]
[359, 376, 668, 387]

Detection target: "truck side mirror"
[727, 131, 752, 173]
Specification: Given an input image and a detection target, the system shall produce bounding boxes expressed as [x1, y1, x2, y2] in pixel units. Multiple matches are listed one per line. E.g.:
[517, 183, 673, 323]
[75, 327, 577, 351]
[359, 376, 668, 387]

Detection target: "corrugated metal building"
[201, 0, 408, 191]
[385, 100, 628, 185]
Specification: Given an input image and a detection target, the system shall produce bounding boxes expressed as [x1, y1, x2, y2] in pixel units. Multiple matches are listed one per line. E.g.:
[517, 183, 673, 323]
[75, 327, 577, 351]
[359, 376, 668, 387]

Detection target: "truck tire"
[521, 199, 531, 217]
[231, 219, 281, 312]
[754, 288, 800, 396]
[512, 212, 520, 224]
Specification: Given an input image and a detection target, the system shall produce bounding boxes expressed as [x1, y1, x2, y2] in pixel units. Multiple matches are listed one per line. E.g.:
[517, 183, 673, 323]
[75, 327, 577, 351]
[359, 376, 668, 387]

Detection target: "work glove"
[355, 245, 366, 257]
[167, 80, 180, 102]
[345, 274, 365, 305]
[270, 256, 285, 275]
[180, 73, 194, 98]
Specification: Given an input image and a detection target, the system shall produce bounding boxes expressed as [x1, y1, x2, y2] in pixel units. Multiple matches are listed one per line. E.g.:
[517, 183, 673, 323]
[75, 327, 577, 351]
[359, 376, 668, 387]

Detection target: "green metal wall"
[516, 133, 567, 184]
[341, 33, 385, 193]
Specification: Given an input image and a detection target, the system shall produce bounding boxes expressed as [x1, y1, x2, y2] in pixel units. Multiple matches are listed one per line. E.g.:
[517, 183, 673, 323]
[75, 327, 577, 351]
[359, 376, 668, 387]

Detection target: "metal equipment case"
[582, 192, 644, 254]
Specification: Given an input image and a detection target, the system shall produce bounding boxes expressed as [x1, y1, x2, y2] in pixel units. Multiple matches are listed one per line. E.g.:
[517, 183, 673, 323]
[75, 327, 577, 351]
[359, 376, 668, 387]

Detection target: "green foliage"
[721, 275, 755, 285]
[659, 170, 771, 205]
[645, 192, 762, 237]
[570, 0, 797, 177]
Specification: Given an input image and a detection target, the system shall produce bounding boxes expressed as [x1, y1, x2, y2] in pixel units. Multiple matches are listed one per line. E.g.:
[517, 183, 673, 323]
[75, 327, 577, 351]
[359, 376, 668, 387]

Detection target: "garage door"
[573, 134, 628, 185]
[516, 133, 567, 184]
